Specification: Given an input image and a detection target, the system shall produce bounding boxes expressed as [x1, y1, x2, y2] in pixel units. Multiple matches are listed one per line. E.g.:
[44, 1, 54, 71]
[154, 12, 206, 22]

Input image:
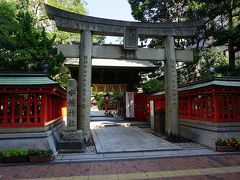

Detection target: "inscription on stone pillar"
[80, 56, 88, 107]
[124, 27, 138, 50]
[67, 79, 77, 131]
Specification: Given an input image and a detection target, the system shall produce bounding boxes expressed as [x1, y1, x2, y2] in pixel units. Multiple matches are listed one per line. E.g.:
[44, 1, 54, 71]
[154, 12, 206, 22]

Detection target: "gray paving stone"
[53, 116, 223, 163]
[143, 150, 180, 156]
[61, 153, 104, 160]
[92, 126, 181, 153]
[103, 152, 143, 158]
[54, 147, 229, 162]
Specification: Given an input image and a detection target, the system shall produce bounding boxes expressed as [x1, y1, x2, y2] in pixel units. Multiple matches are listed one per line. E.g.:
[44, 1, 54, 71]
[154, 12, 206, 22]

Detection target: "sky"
[85, 0, 135, 21]
[85, 0, 135, 43]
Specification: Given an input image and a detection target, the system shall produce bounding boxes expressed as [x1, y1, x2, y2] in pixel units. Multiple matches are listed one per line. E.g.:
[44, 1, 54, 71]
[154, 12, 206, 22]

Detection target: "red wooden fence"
[134, 93, 147, 121]
[147, 86, 240, 123]
[0, 85, 66, 127]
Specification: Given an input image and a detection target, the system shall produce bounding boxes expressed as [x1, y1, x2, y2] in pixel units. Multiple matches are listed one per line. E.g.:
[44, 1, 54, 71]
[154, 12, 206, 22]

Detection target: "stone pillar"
[164, 36, 179, 136]
[58, 79, 85, 153]
[78, 30, 92, 142]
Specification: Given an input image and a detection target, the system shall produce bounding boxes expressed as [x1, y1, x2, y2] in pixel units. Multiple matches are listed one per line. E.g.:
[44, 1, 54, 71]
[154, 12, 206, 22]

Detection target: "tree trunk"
[228, 41, 235, 70]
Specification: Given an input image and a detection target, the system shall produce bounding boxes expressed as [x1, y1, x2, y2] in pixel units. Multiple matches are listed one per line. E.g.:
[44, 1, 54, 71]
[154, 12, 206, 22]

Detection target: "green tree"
[140, 78, 164, 93]
[94, 92, 105, 110]
[47, 0, 87, 43]
[28, 0, 87, 43]
[178, 47, 228, 84]
[128, 0, 240, 84]
[128, 0, 187, 47]
[128, 0, 186, 23]
[0, 0, 64, 77]
[186, 0, 240, 70]
[29, 0, 105, 44]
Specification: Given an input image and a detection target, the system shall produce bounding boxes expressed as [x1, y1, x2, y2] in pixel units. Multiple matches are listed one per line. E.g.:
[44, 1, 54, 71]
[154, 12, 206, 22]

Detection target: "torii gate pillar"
[78, 30, 92, 141]
[164, 36, 179, 136]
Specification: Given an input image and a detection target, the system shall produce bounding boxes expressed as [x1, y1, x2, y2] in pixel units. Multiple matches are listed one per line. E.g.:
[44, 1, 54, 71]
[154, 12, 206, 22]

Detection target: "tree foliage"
[178, 48, 228, 84]
[48, 0, 87, 14]
[29, 0, 105, 44]
[0, 0, 64, 76]
[46, 0, 87, 43]
[0, 0, 106, 87]
[140, 78, 164, 93]
[128, 0, 240, 86]
[94, 92, 125, 110]
[128, 0, 186, 23]
[28, 0, 87, 44]
[186, 0, 240, 69]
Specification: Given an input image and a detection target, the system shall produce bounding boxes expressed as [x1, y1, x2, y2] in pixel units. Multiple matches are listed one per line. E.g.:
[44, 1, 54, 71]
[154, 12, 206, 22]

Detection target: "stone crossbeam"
[45, 4, 203, 38]
[57, 44, 194, 62]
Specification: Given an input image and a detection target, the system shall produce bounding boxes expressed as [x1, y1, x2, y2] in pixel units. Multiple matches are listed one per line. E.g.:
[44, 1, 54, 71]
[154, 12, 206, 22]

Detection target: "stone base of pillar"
[166, 132, 181, 141]
[57, 130, 86, 153]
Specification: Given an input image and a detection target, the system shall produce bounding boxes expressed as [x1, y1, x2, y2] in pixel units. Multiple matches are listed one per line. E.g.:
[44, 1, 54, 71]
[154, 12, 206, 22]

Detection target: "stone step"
[58, 141, 86, 153]
[130, 122, 151, 128]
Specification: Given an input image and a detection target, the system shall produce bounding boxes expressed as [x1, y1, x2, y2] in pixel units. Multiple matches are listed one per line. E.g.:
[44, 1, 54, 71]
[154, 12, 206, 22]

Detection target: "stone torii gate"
[45, 4, 202, 142]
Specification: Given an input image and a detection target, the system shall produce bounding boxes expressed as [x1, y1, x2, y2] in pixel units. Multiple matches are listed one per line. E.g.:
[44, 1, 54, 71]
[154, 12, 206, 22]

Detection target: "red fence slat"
[148, 86, 240, 123]
[0, 86, 66, 128]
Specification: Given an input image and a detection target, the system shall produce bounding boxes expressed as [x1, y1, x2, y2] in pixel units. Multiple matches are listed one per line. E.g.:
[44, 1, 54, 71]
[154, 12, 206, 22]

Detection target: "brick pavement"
[1, 154, 240, 179]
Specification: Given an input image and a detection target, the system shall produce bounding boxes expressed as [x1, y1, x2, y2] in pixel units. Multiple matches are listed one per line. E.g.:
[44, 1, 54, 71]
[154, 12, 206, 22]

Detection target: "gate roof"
[64, 58, 157, 69]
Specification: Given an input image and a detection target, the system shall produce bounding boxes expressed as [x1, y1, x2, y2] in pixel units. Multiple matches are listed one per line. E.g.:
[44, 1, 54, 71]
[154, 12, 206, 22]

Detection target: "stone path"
[55, 117, 220, 162]
[1, 154, 240, 179]
[91, 126, 181, 153]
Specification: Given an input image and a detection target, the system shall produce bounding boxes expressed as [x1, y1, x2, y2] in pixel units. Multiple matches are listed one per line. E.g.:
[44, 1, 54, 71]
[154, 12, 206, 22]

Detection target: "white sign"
[126, 92, 135, 118]
[150, 100, 155, 130]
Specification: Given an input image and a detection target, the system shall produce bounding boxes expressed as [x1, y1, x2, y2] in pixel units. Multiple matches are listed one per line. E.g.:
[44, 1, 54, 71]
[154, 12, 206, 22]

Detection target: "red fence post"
[213, 94, 219, 122]
[3, 96, 8, 125]
[34, 96, 38, 123]
[26, 95, 31, 123]
[226, 95, 230, 120]
[187, 96, 191, 119]
[49, 96, 53, 121]
[40, 95, 48, 126]
[232, 95, 236, 120]
[11, 95, 15, 124]
[19, 96, 23, 123]
[238, 96, 240, 121]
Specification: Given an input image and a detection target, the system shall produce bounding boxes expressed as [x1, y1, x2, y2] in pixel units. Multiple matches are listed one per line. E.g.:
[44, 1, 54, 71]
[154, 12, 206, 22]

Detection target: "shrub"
[215, 138, 227, 146]
[216, 137, 240, 147]
[2, 148, 29, 158]
[237, 138, 240, 147]
[28, 148, 53, 158]
[227, 137, 238, 147]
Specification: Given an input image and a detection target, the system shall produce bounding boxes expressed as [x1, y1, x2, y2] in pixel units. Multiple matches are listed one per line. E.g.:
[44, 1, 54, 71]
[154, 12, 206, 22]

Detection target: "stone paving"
[92, 126, 181, 153]
[54, 117, 226, 163]
[55, 148, 220, 163]
[1, 154, 240, 179]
